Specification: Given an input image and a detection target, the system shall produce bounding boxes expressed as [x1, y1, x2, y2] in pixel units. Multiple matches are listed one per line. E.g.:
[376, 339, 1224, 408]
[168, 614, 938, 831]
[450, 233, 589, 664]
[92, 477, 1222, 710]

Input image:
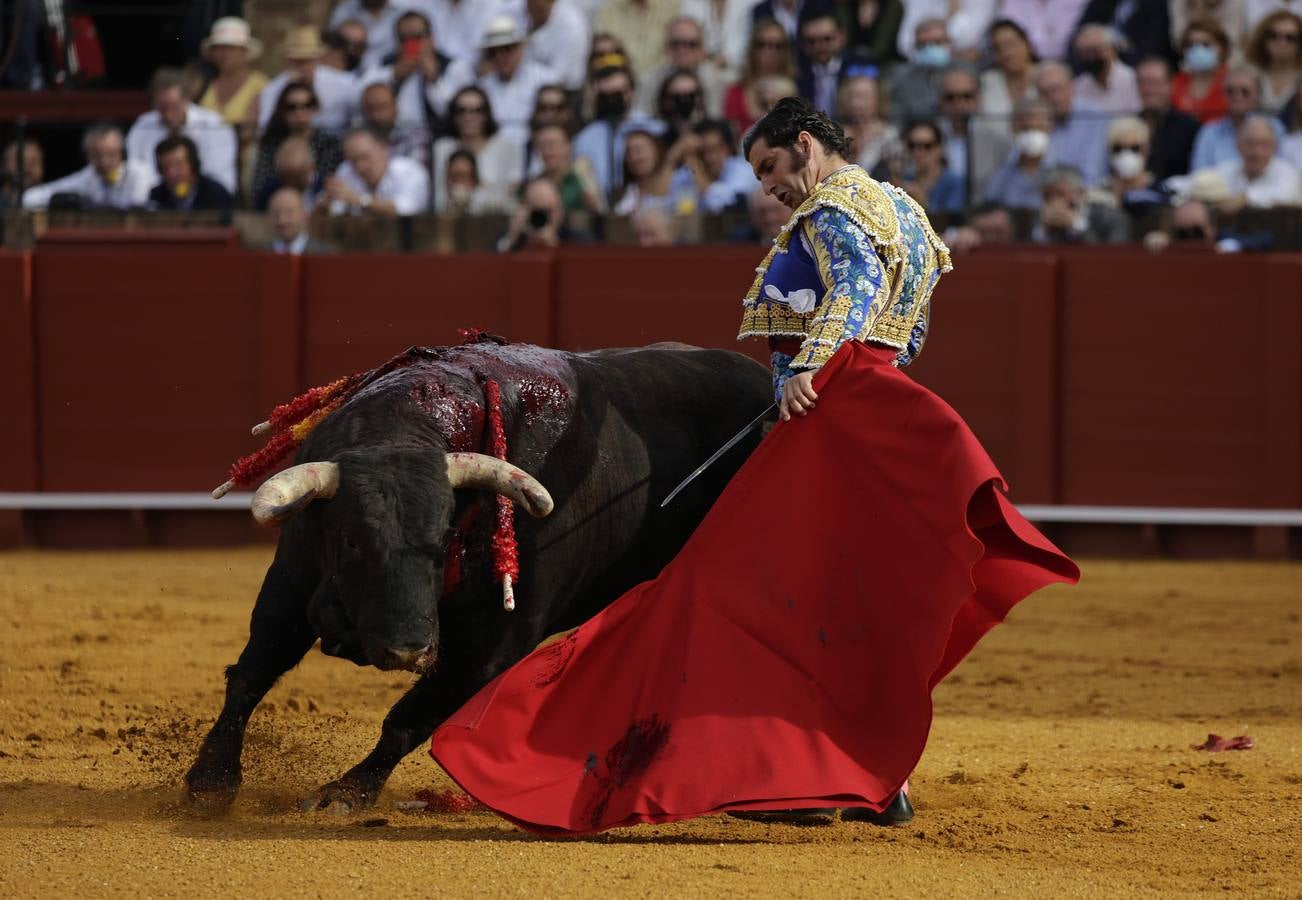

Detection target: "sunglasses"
[454, 104, 487, 114]
[535, 101, 568, 112]
[486, 44, 519, 57]
[668, 38, 701, 49]
[803, 33, 838, 45]
[399, 31, 428, 41]
[1110, 143, 1144, 153]
[943, 91, 976, 102]
[754, 39, 786, 50]
[908, 140, 937, 150]
[284, 101, 316, 112]
[1267, 30, 1299, 42]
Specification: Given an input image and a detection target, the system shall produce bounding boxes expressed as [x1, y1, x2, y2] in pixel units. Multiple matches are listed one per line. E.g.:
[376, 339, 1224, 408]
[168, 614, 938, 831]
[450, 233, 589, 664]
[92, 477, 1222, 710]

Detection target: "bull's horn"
[250, 461, 341, 526]
[445, 453, 553, 518]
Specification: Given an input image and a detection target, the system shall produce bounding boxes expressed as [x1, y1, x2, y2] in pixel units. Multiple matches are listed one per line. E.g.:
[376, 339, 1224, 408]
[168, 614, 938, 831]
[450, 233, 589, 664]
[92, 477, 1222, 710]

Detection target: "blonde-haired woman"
[1246, 9, 1302, 112]
[1096, 116, 1166, 215]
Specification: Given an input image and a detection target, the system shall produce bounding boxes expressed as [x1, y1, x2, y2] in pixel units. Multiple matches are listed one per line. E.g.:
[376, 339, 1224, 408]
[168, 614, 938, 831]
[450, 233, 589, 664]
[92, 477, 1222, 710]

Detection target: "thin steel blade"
[660, 403, 776, 508]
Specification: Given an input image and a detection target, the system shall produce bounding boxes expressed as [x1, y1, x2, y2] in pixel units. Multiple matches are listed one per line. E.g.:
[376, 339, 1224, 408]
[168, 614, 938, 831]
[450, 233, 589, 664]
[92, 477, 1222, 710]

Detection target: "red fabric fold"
[430, 340, 1080, 836]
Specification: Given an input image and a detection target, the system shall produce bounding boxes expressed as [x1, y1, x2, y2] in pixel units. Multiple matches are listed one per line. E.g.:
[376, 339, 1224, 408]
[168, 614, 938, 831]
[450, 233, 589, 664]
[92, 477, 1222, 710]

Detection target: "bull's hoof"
[184, 768, 240, 816]
[299, 780, 377, 815]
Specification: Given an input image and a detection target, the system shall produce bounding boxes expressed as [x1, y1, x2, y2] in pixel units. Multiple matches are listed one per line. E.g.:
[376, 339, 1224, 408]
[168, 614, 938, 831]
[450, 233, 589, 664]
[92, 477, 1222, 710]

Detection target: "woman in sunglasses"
[723, 20, 796, 140]
[250, 81, 343, 209]
[899, 120, 965, 213]
[432, 85, 525, 213]
[1246, 10, 1302, 113]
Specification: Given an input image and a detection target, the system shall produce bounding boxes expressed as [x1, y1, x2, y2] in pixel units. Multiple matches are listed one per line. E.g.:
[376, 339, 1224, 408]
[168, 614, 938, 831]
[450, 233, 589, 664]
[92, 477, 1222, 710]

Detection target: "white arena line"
[0, 495, 1301, 526]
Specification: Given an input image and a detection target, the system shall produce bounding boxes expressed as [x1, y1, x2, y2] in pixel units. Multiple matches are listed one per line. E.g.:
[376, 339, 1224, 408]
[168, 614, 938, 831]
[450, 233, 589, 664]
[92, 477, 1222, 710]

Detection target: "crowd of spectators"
[5, 0, 1302, 254]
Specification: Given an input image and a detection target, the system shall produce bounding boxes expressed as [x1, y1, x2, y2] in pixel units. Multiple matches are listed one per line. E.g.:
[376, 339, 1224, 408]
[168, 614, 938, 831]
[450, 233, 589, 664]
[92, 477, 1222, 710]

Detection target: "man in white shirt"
[258, 27, 363, 133]
[325, 128, 430, 215]
[896, 0, 996, 61]
[523, 0, 589, 92]
[1071, 24, 1140, 115]
[22, 124, 152, 209]
[1213, 115, 1301, 208]
[329, 0, 413, 72]
[125, 68, 237, 192]
[435, 15, 557, 135]
[417, 0, 508, 64]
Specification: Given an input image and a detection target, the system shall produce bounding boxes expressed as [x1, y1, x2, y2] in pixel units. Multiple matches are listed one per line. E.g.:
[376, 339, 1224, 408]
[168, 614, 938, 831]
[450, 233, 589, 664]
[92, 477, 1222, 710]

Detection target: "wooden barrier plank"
[905, 252, 1061, 504]
[0, 252, 35, 491]
[301, 253, 555, 384]
[33, 249, 266, 492]
[553, 246, 767, 362]
[1260, 257, 1302, 508]
[1058, 251, 1279, 507]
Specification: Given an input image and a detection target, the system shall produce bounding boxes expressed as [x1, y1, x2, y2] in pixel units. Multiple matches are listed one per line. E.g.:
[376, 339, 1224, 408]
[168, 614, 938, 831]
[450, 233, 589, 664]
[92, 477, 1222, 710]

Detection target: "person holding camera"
[496, 176, 588, 251]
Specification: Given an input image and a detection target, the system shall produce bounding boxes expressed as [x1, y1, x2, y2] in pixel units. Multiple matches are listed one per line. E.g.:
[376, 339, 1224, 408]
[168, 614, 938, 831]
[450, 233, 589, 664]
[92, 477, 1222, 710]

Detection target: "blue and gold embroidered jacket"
[738, 165, 952, 400]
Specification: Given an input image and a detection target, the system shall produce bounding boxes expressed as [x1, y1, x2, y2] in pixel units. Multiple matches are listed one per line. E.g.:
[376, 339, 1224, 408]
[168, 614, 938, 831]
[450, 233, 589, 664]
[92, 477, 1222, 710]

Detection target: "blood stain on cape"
[582, 715, 671, 829]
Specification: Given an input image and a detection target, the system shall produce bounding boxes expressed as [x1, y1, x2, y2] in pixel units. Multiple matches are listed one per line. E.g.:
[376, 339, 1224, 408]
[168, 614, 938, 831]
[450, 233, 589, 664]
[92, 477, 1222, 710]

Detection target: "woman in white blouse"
[980, 18, 1039, 125]
[432, 86, 524, 212]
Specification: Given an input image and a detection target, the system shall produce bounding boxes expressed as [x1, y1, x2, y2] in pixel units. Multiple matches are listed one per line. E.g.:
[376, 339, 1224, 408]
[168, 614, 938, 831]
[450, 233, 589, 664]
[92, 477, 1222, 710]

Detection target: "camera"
[527, 207, 550, 230]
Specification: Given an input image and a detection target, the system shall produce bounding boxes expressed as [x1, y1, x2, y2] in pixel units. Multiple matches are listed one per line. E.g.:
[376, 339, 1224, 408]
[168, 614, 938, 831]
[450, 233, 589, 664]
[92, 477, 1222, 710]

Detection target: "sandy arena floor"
[0, 549, 1299, 897]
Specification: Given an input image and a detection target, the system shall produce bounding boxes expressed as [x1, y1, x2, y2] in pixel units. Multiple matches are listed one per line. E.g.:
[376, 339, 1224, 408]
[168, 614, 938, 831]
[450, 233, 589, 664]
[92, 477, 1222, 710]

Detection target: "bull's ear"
[251, 462, 341, 526]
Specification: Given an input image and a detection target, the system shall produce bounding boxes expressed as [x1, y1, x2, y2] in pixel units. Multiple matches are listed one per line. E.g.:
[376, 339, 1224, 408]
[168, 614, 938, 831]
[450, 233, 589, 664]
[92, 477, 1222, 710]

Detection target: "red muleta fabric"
[430, 340, 1080, 835]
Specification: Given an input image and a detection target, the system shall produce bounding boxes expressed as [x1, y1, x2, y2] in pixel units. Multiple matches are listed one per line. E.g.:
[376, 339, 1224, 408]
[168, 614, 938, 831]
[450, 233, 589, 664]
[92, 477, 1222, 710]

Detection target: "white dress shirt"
[897, 0, 996, 57]
[329, 0, 418, 72]
[525, 0, 590, 91]
[1216, 156, 1302, 207]
[273, 231, 311, 255]
[21, 161, 154, 209]
[259, 66, 363, 133]
[1073, 63, 1141, 115]
[125, 104, 237, 191]
[411, 0, 508, 63]
[332, 154, 431, 214]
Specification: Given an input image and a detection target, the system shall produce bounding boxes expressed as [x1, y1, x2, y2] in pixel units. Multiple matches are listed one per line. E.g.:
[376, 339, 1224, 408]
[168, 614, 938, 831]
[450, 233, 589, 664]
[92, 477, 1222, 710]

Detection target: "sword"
[660, 403, 776, 508]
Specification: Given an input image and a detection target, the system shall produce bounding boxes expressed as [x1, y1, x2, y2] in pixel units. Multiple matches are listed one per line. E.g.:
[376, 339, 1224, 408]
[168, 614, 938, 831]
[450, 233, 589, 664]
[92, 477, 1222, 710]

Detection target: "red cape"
[431, 341, 1080, 835]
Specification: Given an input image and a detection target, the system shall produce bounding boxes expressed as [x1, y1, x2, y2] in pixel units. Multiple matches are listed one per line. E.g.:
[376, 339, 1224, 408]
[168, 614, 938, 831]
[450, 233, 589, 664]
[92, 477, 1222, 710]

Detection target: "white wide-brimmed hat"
[481, 15, 525, 50]
[202, 17, 263, 60]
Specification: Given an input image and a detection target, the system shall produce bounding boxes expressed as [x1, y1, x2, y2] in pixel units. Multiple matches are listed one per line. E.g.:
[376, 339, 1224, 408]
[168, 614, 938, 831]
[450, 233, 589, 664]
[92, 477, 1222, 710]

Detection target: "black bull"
[186, 341, 772, 811]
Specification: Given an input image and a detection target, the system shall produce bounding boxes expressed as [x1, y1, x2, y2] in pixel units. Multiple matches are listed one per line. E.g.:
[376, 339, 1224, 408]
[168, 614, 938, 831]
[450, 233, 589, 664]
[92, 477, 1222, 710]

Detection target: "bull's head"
[248, 452, 552, 672]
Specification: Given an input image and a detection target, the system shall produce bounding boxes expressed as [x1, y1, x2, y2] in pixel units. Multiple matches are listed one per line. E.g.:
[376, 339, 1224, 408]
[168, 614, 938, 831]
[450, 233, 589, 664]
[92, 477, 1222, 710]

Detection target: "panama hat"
[283, 25, 327, 61]
[202, 17, 263, 60]
[481, 15, 526, 50]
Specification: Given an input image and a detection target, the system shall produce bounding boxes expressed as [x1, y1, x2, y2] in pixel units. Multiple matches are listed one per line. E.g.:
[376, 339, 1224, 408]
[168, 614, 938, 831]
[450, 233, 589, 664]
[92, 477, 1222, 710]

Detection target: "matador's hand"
[780, 371, 818, 421]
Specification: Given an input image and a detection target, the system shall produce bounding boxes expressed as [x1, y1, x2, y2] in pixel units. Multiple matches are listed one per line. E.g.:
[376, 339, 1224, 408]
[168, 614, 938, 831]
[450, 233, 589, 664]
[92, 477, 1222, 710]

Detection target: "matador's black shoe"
[727, 807, 838, 826]
[840, 792, 915, 826]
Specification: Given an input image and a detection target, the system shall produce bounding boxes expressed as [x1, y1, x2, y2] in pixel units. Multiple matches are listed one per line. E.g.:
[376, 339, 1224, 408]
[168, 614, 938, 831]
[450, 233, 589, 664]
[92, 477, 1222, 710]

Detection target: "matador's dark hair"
[742, 95, 853, 159]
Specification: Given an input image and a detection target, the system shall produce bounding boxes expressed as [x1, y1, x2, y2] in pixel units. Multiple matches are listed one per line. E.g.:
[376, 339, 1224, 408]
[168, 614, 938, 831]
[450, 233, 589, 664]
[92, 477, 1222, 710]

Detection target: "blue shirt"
[1190, 116, 1286, 172]
[926, 170, 967, 213]
[1050, 112, 1109, 185]
[983, 155, 1048, 208]
[671, 156, 756, 213]
[572, 114, 665, 201]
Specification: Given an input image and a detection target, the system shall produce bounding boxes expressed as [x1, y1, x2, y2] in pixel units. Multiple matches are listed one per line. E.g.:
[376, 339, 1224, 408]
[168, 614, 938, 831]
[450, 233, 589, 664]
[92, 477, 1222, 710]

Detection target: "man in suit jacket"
[1136, 57, 1200, 179]
[795, 7, 878, 116]
[148, 134, 234, 212]
[265, 187, 336, 254]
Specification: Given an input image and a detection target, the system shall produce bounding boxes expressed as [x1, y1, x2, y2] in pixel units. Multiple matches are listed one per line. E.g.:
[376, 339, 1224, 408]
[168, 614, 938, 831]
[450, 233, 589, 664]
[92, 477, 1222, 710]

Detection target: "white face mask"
[1111, 148, 1145, 178]
[1016, 129, 1050, 159]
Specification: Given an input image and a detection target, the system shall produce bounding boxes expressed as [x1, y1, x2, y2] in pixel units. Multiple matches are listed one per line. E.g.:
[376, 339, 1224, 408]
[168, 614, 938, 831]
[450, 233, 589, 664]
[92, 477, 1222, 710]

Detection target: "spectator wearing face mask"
[1032, 164, 1131, 243]
[637, 16, 730, 118]
[1036, 61, 1110, 184]
[798, 8, 879, 116]
[896, 0, 995, 61]
[1172, 18, 1232, 122]
[1169, 0, 1247, 53]
[983, 97, 1055, 208]
[1190, 68, 1284, 168]
[1097, 115, 1168, 214]
[1137, 56, 1201, 178]
[573, 61, 667, 203]
[21, 124, 152, 210]
[888, 18, 964, 123]
[1072, 24, 1142, 114]
[657, 69, 709, 145]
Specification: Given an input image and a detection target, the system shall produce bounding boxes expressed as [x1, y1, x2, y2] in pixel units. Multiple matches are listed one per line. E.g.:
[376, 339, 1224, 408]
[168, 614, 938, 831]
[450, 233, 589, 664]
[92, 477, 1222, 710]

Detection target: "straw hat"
[1186, 169, 1230, 203]
[481, 15, 526, 50]
[282, 25, 326, 61]
[201, 17, 263, 60]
